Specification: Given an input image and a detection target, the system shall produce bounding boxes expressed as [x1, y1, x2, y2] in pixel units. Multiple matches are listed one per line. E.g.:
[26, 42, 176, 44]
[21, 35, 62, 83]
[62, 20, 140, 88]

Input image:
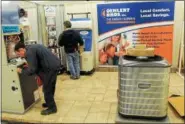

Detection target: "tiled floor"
[2, 72, 184, 123]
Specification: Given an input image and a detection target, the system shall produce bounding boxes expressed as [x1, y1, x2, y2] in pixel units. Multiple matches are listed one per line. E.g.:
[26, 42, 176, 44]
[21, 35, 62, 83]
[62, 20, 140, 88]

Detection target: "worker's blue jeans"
[66, 51, 80, 78]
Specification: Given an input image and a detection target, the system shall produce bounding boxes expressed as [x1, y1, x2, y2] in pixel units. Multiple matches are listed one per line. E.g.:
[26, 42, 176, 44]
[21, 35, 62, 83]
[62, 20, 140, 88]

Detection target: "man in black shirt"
[15, 43, 60, 115]
[58, 21, 84, 79]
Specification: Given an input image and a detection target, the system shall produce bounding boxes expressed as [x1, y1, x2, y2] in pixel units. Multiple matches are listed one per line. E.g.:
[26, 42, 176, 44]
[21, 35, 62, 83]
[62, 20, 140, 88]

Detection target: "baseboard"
[96, 67, 179, 73]
[66, 68, 95, 75]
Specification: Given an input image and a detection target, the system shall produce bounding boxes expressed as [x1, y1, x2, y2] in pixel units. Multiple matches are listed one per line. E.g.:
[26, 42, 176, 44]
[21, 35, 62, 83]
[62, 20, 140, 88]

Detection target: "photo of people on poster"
[99, 33, 130, 65]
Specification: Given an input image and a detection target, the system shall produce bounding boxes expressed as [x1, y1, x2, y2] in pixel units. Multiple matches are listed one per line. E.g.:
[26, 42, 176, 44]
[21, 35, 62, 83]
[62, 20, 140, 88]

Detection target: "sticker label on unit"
[33, 90, 40, 101]
[138, 83, 151, 89]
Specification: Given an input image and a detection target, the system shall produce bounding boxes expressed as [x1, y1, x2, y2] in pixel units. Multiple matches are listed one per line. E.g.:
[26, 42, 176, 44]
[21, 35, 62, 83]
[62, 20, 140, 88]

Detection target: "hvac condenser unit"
[118, 55, 171, 119]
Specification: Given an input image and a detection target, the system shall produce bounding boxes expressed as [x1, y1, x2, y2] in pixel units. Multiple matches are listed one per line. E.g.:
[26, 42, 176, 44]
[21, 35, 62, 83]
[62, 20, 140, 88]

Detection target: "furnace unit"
[2, 2, 40, 114]
[66, 12, 95, 75]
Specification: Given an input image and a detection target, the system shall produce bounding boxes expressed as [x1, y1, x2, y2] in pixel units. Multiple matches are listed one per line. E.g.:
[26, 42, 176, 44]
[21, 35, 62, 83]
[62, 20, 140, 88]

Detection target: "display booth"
[97, 1, 175, 67]
[2, 2, 40, 114]
[66, 12, 95, 75]
[1, 1, 184, 123]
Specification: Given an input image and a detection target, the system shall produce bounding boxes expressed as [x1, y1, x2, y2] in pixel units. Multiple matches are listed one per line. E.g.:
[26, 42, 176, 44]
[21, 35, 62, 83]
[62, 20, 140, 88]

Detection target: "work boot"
[41, 108, 57, 115]
[42, 103, 48, 108]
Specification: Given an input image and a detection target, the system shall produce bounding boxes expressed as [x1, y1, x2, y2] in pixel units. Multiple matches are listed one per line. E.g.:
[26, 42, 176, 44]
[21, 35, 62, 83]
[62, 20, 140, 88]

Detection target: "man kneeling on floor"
[15, 42, 60, 115]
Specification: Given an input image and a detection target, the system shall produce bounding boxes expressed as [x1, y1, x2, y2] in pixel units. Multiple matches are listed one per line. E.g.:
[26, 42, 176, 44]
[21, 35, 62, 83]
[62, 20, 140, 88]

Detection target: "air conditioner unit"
[118, 55, 171, 119]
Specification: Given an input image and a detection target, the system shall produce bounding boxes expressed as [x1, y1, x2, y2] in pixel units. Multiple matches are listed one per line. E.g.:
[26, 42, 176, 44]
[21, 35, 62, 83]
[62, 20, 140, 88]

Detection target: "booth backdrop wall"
[63, 1, 184, 69]
[16, 1, 184, 69]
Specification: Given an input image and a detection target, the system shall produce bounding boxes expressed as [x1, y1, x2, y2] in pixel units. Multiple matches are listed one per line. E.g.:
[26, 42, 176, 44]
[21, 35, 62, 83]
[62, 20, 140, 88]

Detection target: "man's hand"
[79, 45, 84, 54]
[23, 62, 28, 68]
[17, 68, 22, 73]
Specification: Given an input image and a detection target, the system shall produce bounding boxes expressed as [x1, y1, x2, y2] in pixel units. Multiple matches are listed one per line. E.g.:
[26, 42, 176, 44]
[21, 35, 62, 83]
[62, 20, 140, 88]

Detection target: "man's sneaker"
[42, 103, 48, 108]
[76, 76, 80, 79]
[70, 76, 77, 80]
[41, 108, 57, 115]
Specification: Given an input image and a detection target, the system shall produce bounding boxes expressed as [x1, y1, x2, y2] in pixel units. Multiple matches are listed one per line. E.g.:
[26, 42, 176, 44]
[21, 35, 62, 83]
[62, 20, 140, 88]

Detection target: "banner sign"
[44, 6, 56, 17]
[2, 25, 20, 34]
[97, 1, 175, 66]
[71, 18, 93, 52]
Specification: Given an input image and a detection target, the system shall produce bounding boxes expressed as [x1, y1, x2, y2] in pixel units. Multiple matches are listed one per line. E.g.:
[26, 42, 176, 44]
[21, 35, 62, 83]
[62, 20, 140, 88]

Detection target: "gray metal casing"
[118, 56, 170, 118]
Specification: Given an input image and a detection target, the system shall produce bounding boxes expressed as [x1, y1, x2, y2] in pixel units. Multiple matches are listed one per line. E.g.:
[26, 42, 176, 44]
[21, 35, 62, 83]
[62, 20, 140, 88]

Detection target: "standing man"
[15, 43, 60, 115]
[58, 21, 84, 79]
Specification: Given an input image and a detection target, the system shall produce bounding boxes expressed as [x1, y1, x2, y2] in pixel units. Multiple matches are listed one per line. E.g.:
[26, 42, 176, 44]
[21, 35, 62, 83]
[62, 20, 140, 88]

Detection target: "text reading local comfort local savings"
[105, 8, 170, 19]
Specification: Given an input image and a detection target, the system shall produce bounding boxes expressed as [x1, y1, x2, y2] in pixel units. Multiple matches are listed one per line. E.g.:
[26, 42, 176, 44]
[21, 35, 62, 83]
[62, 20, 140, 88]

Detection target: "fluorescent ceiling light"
[2, 1, 10, 4]
[31, 1, 44, 3]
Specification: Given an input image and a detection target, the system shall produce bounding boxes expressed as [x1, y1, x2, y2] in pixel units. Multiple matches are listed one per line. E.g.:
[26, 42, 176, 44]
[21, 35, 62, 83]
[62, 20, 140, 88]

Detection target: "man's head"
[63, 21, 72, 30]
[14, 42, 26, 58]
[105, 43, 116, 58]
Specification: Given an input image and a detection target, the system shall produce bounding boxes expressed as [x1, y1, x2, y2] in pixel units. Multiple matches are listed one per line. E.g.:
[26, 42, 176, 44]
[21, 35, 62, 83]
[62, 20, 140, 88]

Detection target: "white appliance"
[2, 3, 40, 114]
[118, 55, 171, 119]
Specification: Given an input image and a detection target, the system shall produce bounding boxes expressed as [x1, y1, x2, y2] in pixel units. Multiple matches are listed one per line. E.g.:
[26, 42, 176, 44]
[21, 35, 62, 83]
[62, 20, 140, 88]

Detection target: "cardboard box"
[168, 96, 184, 117]
[127, 48, 155, 57]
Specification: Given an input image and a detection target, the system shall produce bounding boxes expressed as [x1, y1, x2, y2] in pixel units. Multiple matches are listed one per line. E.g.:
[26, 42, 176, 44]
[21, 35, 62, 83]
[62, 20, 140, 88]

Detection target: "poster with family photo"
[48, 26, 57, 47]
[4, 35, 21, 60]
[97, 2, 175, 65]
[98, 33, 131, 66]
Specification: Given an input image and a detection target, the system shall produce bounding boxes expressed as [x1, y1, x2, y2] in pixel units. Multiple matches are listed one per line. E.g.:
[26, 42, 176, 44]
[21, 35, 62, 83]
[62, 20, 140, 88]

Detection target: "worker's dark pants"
[39, 70, 58, 109]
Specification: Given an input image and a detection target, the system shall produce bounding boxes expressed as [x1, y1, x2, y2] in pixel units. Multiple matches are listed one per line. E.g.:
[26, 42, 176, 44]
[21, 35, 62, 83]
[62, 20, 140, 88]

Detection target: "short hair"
[105, 43, 115, 51]
[63, 21, 72, 28]
[14, 42, 26, 51]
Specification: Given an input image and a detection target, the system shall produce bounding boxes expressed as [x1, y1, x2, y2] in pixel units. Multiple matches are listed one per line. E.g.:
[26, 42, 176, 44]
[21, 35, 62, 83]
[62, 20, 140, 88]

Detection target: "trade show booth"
[67, 13, 95, 74]
[1, 1, 184, 123]
[2, 2, 40, 114]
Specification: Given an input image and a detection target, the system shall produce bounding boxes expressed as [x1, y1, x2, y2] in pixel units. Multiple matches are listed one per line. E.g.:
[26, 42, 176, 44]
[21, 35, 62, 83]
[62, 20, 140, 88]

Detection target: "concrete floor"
[1, 72, 184, 123]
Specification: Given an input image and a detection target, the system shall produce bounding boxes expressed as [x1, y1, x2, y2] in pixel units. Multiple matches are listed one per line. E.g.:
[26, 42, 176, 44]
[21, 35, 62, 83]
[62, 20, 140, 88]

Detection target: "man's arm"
[21, 51, 38, 75]
[76, 31, 84, 46]
[58, 33, 64, 46]
[75, 31, 84, 54]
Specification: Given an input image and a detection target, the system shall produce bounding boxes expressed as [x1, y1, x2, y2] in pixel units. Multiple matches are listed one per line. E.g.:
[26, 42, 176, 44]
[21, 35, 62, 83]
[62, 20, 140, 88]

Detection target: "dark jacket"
[22, 44, 61, 75]
[58, 29, 84, 53]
